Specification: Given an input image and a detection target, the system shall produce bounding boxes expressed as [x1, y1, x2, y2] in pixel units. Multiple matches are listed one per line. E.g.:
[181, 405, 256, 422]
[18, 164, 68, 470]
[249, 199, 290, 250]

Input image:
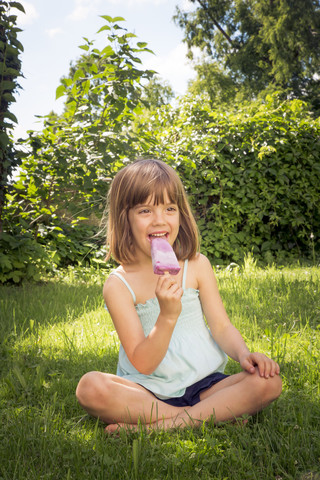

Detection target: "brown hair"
[106, 159, 199, 264]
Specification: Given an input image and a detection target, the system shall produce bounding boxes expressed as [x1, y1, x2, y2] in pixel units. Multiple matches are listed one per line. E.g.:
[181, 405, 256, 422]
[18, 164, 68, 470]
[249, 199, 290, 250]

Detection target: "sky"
[10, 0, 197, 139]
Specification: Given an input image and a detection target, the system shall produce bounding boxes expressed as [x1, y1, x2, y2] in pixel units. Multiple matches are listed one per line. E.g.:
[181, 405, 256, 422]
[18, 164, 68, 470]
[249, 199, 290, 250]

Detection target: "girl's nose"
[153, 209, 166, 225]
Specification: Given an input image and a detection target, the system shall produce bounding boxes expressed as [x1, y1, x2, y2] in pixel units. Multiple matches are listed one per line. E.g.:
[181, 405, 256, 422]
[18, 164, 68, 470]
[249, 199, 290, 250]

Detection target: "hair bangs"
[127, 163, 180, 208]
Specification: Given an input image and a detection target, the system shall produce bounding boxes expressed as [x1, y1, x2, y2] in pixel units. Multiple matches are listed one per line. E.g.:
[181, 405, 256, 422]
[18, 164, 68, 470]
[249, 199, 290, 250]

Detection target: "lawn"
[0, 261, 319, 480]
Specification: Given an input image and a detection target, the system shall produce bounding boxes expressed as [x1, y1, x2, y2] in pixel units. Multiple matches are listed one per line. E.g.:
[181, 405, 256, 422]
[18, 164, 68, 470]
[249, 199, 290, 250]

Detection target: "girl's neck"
[120, 256, 153, 274]
[118, 259, 184, 305]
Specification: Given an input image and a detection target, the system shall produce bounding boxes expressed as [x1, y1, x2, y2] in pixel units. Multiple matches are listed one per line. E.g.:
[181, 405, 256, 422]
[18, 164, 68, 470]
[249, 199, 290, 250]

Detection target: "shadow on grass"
[0, 280, 113, 399]
[2, 345, 119, 413]
[0, 281, 105, 337]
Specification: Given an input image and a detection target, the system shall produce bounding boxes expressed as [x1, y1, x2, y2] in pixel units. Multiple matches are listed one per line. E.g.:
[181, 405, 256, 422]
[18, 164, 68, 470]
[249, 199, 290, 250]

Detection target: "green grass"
[1, 263, 319, 480]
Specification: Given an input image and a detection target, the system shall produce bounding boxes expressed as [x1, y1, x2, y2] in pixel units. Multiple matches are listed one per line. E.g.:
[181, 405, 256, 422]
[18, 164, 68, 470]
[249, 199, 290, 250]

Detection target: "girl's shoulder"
[187, 253, 213, 289]
[104, 265, 122, 284]
[188, 252, 212, 270]
[103, 266, 129, 300]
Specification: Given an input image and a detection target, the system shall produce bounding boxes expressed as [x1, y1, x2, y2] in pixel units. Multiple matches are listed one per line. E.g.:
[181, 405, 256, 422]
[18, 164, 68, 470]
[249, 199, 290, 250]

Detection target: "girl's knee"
[251, 371, 282, 403]
[76, 371, 110, 408]
[270, 373, 282, 399]
[76, 371, 95, 406]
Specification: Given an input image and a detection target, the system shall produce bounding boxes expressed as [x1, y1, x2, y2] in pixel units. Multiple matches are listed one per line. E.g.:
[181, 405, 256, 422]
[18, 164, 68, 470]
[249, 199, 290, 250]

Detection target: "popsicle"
[151, 236, 181, 275]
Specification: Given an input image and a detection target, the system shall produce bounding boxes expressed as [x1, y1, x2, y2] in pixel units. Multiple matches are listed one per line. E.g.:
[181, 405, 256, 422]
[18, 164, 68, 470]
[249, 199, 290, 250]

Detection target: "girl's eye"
[138, 209, 150, 214]
[167, 206, 177, 212]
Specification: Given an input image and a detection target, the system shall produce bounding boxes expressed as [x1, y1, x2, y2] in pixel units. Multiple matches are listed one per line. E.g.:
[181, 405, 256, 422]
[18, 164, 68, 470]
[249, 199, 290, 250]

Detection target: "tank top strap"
[182, 259, 188, 290]
[110, 262, 188, 303]
[109, 271, 136, 304]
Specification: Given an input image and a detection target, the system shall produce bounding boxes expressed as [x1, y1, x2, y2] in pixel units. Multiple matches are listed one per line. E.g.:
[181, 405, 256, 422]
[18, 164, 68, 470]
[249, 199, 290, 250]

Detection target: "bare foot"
[104, 414, 200, 435]
[105, 423, 136, 436]
[104, 414, 249, 435]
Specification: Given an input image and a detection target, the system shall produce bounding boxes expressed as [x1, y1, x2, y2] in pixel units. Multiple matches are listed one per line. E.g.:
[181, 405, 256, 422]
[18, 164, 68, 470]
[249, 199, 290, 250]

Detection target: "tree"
[187, 61, 240, 105]
[174, 0, 320, 107]
[141, 76, 175, 109]
[12, 16, 155, 230]
[1, 16, 156, 281]
[131, 76, 175, 131]
[0, 0, 24, 232]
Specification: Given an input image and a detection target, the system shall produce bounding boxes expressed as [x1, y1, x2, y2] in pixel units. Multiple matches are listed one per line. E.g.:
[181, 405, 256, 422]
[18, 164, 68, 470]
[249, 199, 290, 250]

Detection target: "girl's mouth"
[148, 233, 168, 240]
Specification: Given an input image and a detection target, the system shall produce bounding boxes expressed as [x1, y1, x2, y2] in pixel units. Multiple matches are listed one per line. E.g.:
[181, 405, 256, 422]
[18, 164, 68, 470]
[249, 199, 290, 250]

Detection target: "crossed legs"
[76, 372, 184, 429]
[76, 369, 282, 433]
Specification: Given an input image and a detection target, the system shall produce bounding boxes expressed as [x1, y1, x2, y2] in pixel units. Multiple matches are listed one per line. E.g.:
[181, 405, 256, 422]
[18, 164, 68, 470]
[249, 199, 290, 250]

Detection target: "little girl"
[76, 158, 282, 432]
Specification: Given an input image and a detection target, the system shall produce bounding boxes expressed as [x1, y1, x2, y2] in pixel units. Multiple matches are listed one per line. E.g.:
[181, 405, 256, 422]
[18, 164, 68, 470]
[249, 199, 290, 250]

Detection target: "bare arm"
[197, 255, 280, 378]
[103, 274, 183, 375]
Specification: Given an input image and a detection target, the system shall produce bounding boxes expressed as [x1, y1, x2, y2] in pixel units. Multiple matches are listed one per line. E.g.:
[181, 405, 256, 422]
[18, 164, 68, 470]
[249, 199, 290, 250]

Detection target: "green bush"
[0, 230, 54, 283]
[36, 222, 106, 269]
[151, 94, 320, 265]
[0, 221, 108, 284]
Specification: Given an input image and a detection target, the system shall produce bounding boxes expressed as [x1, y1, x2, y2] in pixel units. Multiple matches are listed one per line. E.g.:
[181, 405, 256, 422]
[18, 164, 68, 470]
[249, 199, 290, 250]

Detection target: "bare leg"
[76, 369, 282, 433]
[144, 369, 282, 430]
[76, 372, 188, 429]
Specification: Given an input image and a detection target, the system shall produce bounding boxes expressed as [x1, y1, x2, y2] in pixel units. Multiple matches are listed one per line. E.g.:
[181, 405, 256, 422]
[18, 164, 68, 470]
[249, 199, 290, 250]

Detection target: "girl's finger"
[269, 361, 277, 377]
[160, 274, 177, 288]
[271, 360, 280, 376]
[173, 287, 183, 299]
[258, 363, 265, 377]
[257, 356, 267, 377]
[242, 359, 255, 374]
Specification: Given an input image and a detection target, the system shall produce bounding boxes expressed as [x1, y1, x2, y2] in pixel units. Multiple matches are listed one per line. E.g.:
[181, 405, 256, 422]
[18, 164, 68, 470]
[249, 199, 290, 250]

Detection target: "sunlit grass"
[0, 263, 319, 479]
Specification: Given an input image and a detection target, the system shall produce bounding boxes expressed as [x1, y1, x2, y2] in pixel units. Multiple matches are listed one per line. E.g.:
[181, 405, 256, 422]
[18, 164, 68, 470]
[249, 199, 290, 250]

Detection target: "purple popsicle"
[151, 236, 181, 275]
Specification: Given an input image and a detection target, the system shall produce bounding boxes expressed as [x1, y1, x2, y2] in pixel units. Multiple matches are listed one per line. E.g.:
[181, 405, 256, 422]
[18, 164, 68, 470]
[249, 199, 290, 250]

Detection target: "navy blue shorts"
[156, 372, 229, 407]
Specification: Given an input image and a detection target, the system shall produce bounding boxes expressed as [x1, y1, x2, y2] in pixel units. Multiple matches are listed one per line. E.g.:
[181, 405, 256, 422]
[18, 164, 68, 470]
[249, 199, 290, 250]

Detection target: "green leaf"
[97, 25, 111, 33]
[9, 2, 26, 13]
[100, 15, 125, 23]
[0, 65, 20, 76]
[10, 37, 24, 52]
[0, 80, 16, 91]
[0, 255, 12, 270]
[112, 16, 125, 22]
[11, 271, 24, 283]
[100, 15, 113, 23]
[13, 366, 27, 388]
[0, 132, 10, 148]
[3, 111, 18, 123]
[13, 260, 24, 268]
[62, 78, 73, 87]
[2, 93, 16, 102]
[73, 69, 84, 82]
[101, 46, 114, 56]
[79, 44, 90, 51]
[55, 85, 66, 100]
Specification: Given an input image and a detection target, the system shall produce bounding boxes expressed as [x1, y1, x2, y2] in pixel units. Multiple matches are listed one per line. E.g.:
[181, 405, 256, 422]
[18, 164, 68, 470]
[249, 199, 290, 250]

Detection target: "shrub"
[150, 94, 320, 264]
[0, 230, 54, 283]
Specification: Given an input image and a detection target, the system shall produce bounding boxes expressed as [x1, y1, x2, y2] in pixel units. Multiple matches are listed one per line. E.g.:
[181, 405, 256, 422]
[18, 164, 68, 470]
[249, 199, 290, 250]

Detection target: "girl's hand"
[155, 273, 183, 322]
[239, 352, 280, 378]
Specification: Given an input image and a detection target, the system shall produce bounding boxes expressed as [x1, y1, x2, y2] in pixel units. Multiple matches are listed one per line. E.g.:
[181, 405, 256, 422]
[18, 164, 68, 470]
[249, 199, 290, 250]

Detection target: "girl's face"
[128, 191, 180, 262]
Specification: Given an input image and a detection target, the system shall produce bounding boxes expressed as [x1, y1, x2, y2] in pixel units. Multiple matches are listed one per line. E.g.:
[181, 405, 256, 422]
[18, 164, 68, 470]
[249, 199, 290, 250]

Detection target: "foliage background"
[0, 7, 320, 284]
[0, 1, 25, 232]
[174, 0, 320, 111]
[147, 95, 320, 265]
